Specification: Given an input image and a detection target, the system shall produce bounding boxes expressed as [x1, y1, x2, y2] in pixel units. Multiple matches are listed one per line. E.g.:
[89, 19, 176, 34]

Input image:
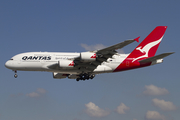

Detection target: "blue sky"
[1, 0, 180, 120]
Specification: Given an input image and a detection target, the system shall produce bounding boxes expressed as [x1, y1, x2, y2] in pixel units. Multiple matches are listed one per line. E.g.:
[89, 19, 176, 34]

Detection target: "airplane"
[5, 26, 174, 81]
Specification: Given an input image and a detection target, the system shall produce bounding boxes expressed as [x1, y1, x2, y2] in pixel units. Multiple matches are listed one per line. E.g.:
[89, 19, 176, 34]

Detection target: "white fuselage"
[5, 52, 128, 75]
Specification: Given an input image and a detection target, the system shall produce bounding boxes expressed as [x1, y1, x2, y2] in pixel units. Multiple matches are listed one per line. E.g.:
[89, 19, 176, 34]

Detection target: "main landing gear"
[14, 70, 18, 78]
[76, 73, 95, 81]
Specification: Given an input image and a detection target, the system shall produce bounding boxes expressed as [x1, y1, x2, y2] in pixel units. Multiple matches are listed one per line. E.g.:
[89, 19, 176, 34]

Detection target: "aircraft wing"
[96, 37, 139, 55]
[74, 38, 139, 71]
[48, 38, 139, 72]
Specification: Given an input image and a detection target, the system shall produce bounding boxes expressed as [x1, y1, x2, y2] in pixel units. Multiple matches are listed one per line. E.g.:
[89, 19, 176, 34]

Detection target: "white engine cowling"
[53, 72, 67, 79]
[80, 52, 96, 62]
[58, 60, 74, 68]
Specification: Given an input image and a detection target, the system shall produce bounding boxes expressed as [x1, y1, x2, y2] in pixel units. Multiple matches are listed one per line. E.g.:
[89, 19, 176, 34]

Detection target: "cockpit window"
[10, 58, 13, 60]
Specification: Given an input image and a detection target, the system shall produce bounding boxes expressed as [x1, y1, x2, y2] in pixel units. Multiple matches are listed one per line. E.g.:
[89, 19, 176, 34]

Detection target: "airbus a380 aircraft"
[5, 26, 174, 81]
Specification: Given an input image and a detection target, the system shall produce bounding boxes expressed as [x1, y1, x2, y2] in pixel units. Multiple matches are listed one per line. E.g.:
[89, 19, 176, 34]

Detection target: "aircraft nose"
[5, 60, 12, 69]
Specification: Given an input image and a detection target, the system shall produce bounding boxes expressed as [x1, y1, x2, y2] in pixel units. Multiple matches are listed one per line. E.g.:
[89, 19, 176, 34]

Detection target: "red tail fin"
[129, 26, 167, 62]
[114, 26, 167, 72]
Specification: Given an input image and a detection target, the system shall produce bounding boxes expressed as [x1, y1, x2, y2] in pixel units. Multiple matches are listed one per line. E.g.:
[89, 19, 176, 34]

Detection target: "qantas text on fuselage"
[5, 26, 174, 81]
[22, 56, 51, 60]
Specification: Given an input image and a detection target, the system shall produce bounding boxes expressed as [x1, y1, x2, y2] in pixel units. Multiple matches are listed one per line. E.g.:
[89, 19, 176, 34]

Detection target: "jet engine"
[80, 52, 96, 62]
[53, 72, 67, 79]
[58, 60, 74, 68]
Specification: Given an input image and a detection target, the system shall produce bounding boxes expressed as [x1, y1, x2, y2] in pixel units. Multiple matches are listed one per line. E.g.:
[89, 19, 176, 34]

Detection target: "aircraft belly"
[93, 65, 113, 73]
[15, 61, 44, 71]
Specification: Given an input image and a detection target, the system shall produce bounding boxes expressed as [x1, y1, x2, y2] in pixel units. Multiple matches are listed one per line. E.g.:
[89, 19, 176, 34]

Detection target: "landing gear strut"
[14, 70, 18, 78]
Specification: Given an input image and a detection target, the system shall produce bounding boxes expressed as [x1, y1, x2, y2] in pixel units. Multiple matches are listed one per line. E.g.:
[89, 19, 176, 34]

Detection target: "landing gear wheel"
[14, 74, 18, 78]
[77, 73, 95, 81]
[14, 70, 18, 78]
[76, 78, 79, 81]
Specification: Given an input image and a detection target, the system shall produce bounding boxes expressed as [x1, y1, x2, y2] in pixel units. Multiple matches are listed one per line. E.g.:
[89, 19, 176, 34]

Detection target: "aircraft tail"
[128, 26, 167, 62]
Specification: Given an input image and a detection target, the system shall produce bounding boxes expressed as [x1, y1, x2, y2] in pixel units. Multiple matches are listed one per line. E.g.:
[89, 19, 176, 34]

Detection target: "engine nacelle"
[58, 60, 74, 68]
[80, 52, 96, 62]
[53, 72, 67, 79]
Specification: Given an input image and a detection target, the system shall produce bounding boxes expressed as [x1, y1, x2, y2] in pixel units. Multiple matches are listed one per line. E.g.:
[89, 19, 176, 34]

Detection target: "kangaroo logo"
[69, 61, 74, 66]
[132, 37, 163, 62]
[91, 53, 96, 58]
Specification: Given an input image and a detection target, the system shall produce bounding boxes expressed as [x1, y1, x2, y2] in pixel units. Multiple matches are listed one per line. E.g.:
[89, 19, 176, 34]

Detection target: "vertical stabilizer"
[114, 26, 168, 72]
[129, 26, 167, 62]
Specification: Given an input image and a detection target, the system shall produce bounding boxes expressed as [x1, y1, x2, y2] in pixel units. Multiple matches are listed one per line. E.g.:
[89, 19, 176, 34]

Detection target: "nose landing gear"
[14, 70, 18, 78]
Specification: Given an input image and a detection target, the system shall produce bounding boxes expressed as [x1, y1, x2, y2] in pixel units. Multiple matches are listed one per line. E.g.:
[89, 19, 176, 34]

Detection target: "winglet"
[134, 36, 140, 42]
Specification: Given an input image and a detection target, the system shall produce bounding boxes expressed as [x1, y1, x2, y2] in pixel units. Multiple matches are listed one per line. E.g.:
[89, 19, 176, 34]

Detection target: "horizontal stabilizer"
[139, 52, 174, 64]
